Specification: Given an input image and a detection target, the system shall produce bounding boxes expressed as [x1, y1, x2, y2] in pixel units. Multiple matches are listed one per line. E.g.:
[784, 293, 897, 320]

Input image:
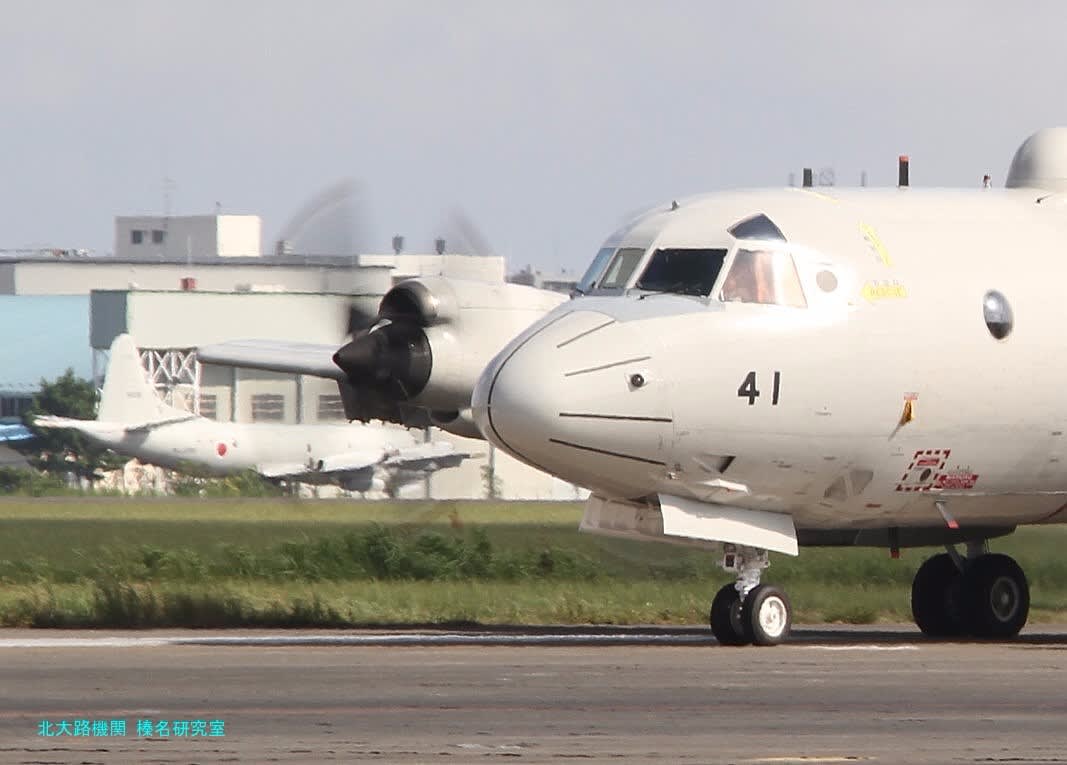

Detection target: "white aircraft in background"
[35, 335, 468, 494]
[202, 127, 1067, 646]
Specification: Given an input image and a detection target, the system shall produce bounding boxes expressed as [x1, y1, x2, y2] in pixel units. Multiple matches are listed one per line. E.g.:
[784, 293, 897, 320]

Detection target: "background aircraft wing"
[383, 441, 472, 471]
[197, 340, 345, 380]
[256, 462, 316, 479]
[258, 451, 387, 480]
[123, 415, 199, 432]
[316, 451, 390, 474]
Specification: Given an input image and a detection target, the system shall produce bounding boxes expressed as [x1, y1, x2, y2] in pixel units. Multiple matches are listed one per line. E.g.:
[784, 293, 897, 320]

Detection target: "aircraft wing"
[382, 441, 471, 471]
[197, 339, 345, 380]
[257, 443, 471, 482]
[258, 451, 388, 480]
[257, 462, 319, 479]
[122, 415, 199, 432]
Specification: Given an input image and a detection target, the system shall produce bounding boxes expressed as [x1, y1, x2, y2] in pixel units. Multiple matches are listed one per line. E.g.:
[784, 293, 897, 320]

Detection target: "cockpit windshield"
[634, 248, 728, 297]
[575, 247, 615, 294]
[597, 247, 646, 290]
[720, 248, 807, 308]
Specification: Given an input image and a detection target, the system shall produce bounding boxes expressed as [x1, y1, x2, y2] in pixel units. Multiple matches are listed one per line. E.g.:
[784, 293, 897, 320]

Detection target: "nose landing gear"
[911, 543, 1029, 639]
[709, 546, 793, 646]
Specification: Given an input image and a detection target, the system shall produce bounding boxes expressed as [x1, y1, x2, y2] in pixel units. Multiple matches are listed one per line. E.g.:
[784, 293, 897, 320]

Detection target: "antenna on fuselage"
[898, 155, 910, 188]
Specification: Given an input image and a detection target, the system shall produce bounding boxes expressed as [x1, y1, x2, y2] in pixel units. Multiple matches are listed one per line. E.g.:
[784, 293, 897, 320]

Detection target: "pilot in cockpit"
[721, 250, 771, 303]
[720, 248, 807, 308]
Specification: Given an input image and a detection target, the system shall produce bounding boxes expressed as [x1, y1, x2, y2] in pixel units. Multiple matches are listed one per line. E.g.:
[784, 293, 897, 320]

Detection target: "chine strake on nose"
[472, 309, 673, 499]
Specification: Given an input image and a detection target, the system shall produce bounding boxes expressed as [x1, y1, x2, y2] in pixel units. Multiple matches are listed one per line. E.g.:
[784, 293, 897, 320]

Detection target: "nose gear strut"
[709, 545, 792, 646]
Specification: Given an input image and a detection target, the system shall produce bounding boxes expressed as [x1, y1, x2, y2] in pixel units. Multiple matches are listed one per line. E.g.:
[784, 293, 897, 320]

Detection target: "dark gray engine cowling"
[332, 277, 567, 434]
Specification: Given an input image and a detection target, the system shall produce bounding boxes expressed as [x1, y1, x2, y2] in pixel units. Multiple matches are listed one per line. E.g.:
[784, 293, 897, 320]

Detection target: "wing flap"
[316, 451, 387, 474]
[257, 462, 316, 479]
[658, 494, 798, 556]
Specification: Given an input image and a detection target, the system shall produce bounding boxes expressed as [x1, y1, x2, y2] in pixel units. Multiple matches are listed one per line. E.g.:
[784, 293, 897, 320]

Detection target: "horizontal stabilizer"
[33, 416, 125, 437]
[197, 340, 345, 380]
[34, 414, 196, 434]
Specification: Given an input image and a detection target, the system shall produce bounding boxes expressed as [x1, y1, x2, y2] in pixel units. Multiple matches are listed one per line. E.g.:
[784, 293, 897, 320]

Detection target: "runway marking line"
[742, 755, 866, 759]
[0, 634, 923, 650]
[744, 758, 868, 763]
[799, 645, 918, 651]
[0, 633, 715, 649]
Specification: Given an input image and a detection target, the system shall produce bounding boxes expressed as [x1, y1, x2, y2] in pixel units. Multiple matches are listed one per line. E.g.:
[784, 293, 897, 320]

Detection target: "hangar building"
[0, 213, 580, 500]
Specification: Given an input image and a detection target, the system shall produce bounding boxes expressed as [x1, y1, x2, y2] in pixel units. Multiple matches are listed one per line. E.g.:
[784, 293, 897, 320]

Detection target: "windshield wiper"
[637, 283, 708, 299]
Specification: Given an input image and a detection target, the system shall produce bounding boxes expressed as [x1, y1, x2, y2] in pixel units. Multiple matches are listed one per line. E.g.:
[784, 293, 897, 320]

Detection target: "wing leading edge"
[197, 340, 345, 380]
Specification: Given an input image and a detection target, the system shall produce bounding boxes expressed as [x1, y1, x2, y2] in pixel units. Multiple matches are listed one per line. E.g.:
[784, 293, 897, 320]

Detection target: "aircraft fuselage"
[475, 187, 1067, 533]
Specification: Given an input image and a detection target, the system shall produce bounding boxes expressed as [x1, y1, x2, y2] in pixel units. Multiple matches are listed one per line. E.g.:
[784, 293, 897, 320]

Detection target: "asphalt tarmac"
[2, 625, 1067, 764]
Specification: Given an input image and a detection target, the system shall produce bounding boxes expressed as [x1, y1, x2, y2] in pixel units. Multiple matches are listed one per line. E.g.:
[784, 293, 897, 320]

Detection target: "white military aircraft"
[202, 128, 1067, 646]
[35, 335, 468, 494]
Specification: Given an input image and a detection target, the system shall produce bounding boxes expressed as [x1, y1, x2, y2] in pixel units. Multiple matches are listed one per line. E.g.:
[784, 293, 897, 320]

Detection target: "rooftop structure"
[115, 214, 262, 260]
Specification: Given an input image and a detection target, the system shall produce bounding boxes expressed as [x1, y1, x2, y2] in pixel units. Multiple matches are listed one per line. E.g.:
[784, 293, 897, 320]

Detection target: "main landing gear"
[709, 545, 792, 646]
[911, 542, 1029, 639]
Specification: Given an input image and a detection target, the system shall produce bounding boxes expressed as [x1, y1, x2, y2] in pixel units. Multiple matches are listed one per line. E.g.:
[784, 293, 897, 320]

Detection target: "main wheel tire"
[962, 553, 1029, 639]
[911, 553, 965, 638]
[741, 584, 791, 646]
[710, 583, 748, 646]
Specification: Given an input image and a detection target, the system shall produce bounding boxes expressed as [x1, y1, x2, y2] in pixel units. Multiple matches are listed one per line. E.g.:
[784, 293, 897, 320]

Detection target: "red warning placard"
[896, 449, 951, 492]
[933, 470, 979, 490]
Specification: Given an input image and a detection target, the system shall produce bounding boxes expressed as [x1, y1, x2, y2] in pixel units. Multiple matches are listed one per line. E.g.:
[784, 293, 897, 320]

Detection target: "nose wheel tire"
[741, 584, 792, 646]
[709, 583, 747, 646]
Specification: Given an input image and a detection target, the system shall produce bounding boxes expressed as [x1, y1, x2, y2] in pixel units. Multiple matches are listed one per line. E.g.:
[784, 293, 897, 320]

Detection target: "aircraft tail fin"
[97, 335, 188, 425]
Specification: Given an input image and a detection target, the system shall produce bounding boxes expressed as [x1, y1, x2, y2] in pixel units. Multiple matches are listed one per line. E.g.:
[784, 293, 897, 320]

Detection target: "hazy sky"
[2, 2, 1065, 272]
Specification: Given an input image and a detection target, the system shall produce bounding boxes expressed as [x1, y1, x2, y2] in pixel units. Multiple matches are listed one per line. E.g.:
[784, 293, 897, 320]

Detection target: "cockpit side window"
[597, 247, 646, 290]
[575, 247, 615, 294]
[635, 248, 728, 297]
[720, 248, 807, 308]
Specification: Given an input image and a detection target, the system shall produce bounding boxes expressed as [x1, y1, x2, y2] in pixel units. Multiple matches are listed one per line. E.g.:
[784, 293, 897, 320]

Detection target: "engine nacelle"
[429, 408, 482, 440]
[334, 277, 567, 427]
[338, 473, 386, 493]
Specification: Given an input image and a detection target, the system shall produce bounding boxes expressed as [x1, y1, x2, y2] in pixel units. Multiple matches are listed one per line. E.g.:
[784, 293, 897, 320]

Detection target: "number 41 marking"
[738, 371, 781, 406]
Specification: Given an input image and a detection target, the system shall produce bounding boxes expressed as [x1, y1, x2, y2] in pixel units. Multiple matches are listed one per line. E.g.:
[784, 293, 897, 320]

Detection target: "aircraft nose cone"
[472, 309, 672, 498]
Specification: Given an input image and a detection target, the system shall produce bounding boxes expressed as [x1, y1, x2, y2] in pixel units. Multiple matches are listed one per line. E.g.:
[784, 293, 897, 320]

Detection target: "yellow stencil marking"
[861, 280, 907, 302]
[859, 222, 893, 267]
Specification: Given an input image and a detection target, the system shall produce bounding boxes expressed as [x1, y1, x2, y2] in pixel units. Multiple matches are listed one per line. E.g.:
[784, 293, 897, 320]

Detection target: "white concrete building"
[0, 257, 395, 296]
[358, 253, 506, 284]
[0, 253, 505, 296]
